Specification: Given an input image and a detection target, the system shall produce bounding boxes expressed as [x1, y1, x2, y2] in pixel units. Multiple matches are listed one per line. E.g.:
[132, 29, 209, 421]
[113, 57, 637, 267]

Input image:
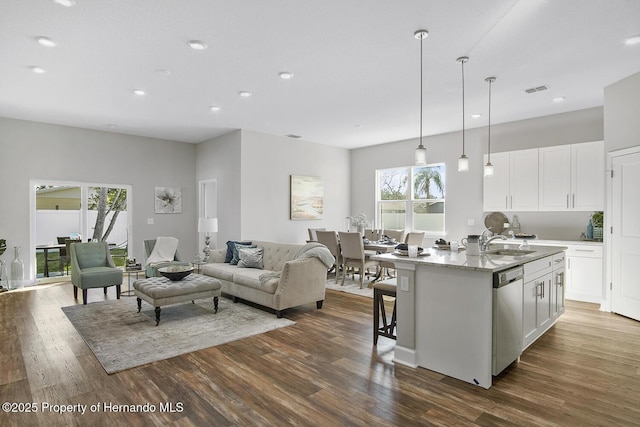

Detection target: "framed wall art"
[290, 175, 323, 220]
[155, 187, 182, 214]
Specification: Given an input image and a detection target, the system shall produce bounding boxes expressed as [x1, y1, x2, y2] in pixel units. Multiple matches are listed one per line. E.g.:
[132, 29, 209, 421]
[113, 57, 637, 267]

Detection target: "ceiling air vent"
[285, 134, 301, 139]
[524, 85, 549, 94]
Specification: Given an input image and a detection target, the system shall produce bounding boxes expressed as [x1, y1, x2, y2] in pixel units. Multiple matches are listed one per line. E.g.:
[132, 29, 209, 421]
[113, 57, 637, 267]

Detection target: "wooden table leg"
[155, 306, 161, 326]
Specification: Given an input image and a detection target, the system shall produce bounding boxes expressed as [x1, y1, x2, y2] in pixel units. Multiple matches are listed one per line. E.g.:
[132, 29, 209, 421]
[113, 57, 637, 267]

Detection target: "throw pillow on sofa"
[230, 243, 256, 265]
[225, 240, 252, 263]
[237, 247, 264, 269]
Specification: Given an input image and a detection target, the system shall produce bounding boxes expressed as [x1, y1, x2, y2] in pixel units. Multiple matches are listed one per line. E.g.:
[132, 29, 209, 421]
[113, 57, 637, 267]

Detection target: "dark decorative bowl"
[158, 265, 193, 281]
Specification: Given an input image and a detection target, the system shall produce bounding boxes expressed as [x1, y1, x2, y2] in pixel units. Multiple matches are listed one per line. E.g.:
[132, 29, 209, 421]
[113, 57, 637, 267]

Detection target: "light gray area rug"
[325, 276, 374, 298]
[62, 297, 295, 374]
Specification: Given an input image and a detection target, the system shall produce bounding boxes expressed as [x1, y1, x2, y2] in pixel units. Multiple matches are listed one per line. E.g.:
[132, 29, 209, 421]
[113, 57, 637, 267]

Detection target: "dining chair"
[405, 231, 425, 246]
[338, 231, 380, 289]
[364, 229, 381, 241]
[315, 230, 343, 284]
[307, 228, 325, 242]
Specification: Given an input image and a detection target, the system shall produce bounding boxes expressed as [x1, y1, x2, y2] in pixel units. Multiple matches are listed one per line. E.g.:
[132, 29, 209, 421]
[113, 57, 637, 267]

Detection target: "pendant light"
[484, 76, 496, 177]
[457, 56, 469, 172]
[414, 29, 429, 166]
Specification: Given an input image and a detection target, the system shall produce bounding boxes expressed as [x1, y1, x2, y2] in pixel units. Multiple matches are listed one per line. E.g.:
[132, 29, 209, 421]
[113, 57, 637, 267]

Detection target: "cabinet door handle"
[575, 249, 595, 253]
[536, 282, 544, 299]
[510, 195, 513, 209]
[557, 272, 564, 287]
[572, 194, 575, 208]
[566, 194, 569, 209]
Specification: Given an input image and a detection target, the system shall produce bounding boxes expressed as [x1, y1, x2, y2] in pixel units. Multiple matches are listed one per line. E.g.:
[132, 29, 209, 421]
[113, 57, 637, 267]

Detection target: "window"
[376, 163, 445, 234]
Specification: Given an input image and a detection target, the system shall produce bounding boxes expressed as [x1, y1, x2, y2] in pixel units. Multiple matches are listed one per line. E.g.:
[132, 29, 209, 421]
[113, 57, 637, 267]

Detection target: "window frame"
[375, 163, 446, 236]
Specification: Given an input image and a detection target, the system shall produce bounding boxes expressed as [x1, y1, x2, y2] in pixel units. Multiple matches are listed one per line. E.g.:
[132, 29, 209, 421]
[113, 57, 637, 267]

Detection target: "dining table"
[363, 240, 398, 283]
[35, 243, 65, 277]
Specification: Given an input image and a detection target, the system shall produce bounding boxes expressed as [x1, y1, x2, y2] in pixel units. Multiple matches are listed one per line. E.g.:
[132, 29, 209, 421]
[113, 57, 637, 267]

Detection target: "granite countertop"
[501, 237, 602, 246]
[372, 243, 567, 273]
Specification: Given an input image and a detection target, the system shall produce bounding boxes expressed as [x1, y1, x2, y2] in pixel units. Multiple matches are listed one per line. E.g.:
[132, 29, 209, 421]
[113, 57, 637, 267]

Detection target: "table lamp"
[197, 217, 218, 261]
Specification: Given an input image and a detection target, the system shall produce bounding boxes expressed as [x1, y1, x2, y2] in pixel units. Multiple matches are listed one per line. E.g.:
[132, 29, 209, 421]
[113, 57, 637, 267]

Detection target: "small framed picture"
[155, 187, 182, 214]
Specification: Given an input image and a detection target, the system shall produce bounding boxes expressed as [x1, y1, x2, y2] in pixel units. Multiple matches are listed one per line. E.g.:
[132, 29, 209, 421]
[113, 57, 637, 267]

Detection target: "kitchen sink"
[483, 248, 536, 256]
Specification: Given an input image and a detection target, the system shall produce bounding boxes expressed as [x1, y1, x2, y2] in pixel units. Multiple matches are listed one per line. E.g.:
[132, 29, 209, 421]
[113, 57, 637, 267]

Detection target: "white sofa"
[200, 240, 331, 318]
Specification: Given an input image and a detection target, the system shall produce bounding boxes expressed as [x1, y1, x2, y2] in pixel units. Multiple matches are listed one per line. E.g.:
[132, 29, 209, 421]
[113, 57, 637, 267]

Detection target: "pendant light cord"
[461, 59, 465, 155]
[419, 36, 424, 149]
[487, 78, 492, 163]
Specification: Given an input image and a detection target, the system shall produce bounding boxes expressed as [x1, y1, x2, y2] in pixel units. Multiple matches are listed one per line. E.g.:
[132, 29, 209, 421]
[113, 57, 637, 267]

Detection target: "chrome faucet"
[479, 228, 507, 251]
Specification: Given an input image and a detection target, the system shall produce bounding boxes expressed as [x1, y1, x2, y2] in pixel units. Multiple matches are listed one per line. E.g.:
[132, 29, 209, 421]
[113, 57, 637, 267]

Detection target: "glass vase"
[0, 259, 7, 286]
[11, 246, 24, 289]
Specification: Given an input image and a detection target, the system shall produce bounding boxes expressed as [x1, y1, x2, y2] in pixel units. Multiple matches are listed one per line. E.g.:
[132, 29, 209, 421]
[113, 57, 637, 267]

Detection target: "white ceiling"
[1, 0, 640, 149]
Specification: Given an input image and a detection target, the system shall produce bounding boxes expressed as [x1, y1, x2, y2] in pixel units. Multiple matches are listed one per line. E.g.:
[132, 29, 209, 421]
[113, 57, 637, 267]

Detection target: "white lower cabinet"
[566, 245, 603, 303]
[523, 256, 553, 350]
[551, 252, 566, 318]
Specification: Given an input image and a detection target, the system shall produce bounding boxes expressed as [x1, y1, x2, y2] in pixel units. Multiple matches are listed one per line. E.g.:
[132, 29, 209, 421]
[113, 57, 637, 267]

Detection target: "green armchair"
[144, 238, 190, 278]
[70, 241, 123, 304]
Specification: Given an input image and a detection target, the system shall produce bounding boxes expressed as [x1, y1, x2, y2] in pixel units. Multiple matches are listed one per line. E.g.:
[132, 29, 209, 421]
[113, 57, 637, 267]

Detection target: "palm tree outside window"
[376, 163, 445, 234]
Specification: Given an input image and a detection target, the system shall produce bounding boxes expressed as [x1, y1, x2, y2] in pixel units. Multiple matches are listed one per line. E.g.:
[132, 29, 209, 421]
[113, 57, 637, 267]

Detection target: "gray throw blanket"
[259, 242, 335, 285]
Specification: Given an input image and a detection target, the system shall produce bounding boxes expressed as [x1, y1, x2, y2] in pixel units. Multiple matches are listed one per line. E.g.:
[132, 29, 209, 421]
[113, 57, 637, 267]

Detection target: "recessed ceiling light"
[239, 91, 252, 97]
[133, 89, 146, 96]
[29, 66, 46, 74]
[188, 40, 207, 50]
[209, 106, 221, 112]
[553, 96, 566, 103]
[279, 71, 294, 80]
[106, 124, 117, 128]
[54, 0, 76, 6]
[624, 34, 640, 45]
[156, 69, 171, 75]
[36, 36, 57, 47]
[471, 113, 482, 118]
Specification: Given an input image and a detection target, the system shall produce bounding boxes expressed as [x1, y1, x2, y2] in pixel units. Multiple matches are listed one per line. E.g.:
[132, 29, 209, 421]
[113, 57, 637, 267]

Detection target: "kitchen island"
[372, 244, 566, 389]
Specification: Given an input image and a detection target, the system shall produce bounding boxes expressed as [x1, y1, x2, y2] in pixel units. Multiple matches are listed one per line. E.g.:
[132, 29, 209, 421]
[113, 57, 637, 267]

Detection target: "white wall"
[0, 117, 197, 280]
[604, 72, 640, 153]
[195, 131, 242, 250]
[195, 130, 351, 246]
[351, 107, 604, 244]
[240, 130, 351, 243]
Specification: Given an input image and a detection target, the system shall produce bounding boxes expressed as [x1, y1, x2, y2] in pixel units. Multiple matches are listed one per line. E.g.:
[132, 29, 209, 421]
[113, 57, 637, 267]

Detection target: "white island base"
[375, 244, 565, 389]
[393, 261, 494, 388]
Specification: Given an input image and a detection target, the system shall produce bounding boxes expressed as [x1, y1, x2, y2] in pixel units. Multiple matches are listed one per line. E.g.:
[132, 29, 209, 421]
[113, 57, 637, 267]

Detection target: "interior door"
[611, 149, 640, 321]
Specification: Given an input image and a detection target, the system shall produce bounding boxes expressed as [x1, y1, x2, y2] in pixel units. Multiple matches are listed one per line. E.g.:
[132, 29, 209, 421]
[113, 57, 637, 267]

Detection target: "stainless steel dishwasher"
[492, 266, 524, 375]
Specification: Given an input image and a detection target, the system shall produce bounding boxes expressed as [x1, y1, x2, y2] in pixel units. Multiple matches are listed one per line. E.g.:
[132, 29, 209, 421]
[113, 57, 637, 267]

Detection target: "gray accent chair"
[144, 239, 190, 278]
[70, 241, 123, 304]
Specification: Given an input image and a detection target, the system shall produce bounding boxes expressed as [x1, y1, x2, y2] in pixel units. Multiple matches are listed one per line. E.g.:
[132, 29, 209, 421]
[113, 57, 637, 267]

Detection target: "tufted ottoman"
[133, 274, 222, 325]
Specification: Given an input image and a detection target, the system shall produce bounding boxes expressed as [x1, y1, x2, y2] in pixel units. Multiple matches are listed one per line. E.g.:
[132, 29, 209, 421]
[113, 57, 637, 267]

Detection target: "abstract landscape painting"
[290, 175, 323, 220]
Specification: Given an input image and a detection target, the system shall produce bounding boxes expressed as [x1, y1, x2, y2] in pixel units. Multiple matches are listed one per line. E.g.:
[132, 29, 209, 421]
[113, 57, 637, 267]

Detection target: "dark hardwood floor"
[1, 280, 639, 426]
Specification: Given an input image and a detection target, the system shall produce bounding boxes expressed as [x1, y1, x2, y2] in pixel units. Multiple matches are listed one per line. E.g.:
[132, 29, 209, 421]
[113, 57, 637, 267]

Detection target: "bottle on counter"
[587, 219, 594, 240]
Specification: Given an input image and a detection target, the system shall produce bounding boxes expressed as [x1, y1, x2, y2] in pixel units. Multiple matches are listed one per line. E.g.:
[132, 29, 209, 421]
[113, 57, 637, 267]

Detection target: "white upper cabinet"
[483, 149, 538, 212]
[572, 141, 604, 211]
[539, 141, 604, 211]
[539, 145, 571, 210]
[510, 149, 539, 211]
